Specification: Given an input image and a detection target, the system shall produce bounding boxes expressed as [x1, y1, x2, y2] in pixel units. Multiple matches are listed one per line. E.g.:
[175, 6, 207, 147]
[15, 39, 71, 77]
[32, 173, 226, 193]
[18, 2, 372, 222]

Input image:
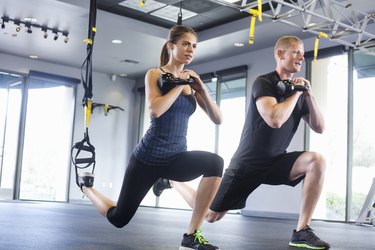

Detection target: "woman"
[78, 25, 224, 250]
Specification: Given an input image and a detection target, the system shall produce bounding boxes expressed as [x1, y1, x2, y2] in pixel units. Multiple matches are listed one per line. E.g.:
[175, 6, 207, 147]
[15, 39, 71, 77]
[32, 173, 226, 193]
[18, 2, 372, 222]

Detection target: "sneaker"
[152, 178, 171, 197]
[289, 225, 330, 249]
[179, 229, 219, 250]
[77, 172, 95, 191]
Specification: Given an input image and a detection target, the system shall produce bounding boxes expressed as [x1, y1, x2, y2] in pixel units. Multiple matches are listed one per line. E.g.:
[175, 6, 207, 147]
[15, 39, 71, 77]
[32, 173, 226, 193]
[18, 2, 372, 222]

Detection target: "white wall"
[69, 71, 136, 202]
[0, 52, 136, 202]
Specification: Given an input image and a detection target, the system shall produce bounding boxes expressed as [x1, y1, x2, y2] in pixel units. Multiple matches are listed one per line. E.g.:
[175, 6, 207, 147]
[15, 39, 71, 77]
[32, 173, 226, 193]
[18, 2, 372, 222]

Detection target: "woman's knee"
[107, 207, 132, 228]
[204, 154, 224, 177]
[110, 219, 130, 228]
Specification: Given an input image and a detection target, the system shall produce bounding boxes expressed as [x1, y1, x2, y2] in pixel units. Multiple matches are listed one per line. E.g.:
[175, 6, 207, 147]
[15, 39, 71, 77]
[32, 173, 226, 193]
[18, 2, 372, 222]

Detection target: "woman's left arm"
[184, 69, 223, 124]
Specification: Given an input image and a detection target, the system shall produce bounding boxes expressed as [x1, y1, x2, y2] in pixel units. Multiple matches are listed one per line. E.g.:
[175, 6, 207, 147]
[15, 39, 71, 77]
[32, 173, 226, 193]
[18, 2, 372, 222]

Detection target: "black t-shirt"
[231, 71, 309, 166]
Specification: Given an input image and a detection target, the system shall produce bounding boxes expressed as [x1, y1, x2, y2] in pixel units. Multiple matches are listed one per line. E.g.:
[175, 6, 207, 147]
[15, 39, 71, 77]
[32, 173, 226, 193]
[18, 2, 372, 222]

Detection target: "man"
[153, 36, 329, 249]
[207, 35, 329, 249]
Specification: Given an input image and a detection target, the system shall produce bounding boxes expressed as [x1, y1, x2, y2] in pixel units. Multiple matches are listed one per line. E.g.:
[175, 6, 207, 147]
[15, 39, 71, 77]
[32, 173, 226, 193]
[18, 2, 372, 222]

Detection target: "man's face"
[280, 42, 305, 73]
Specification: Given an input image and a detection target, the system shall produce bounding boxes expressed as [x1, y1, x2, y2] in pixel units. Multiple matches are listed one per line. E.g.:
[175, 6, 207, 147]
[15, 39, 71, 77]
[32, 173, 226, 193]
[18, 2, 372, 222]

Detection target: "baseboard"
[241, 209, 299, 220]
[69, 199, 92, 204]
[0, 188, 13, 200]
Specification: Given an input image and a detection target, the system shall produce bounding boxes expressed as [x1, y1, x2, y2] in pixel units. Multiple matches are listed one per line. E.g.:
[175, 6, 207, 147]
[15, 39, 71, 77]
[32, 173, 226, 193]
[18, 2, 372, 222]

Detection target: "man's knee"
[205, 210, 227, 223]
[311, 152, 327, 173]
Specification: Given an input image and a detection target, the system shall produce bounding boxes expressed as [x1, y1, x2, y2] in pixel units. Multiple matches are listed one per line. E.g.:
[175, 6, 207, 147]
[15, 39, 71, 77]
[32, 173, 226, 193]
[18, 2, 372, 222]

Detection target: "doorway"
[18, 73, 78, 201]
[0, 71, 23, 199]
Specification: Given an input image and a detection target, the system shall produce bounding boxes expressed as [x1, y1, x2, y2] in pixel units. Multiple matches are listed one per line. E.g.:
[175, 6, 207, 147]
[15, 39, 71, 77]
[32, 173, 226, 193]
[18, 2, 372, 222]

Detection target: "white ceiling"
[1, 0, 375, 79]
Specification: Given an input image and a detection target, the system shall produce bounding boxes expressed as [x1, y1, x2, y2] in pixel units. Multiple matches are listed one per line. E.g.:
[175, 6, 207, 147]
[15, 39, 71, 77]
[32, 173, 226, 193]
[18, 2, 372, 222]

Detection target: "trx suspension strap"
[314, 31, 328, 61]
[71, 0, 97, 188]
[248, 0, 263, 44]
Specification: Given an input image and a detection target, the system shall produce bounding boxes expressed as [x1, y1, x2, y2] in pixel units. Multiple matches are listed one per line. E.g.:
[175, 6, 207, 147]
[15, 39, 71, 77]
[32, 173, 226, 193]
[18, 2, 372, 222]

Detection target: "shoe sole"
[79, 172, 95, 177]
[289, 242, 327, 249]
[179, 246, 220, 250]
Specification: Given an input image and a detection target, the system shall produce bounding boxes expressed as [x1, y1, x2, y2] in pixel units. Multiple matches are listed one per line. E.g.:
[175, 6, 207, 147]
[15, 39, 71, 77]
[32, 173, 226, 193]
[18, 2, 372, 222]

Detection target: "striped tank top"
[133, 84, 196, 165]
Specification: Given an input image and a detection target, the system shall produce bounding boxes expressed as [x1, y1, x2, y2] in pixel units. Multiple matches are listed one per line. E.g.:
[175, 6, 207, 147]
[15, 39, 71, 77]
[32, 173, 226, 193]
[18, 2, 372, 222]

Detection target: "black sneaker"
[152, 178, 171, 197]
[77, 172, 95, 191]
[179, 229, 219, 250]
[289, 225, 330, 249]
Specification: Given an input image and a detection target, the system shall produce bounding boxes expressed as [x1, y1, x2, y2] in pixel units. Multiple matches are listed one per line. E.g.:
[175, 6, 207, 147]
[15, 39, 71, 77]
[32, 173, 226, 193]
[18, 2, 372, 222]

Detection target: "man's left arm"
[303, 90, 325, 134]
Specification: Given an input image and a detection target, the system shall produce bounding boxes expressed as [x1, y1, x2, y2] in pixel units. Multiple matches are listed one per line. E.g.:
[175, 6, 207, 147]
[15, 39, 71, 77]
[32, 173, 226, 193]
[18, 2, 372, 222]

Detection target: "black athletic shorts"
[210, 151, 305, 212]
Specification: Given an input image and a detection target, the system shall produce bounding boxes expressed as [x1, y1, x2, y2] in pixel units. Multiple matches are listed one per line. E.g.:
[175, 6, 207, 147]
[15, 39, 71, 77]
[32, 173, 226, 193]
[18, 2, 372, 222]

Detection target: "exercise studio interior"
[0, 0, 374, 249]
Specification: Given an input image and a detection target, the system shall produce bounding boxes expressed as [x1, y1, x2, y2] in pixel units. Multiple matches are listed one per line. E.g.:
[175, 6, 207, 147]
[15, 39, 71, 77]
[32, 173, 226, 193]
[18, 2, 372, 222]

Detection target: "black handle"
[277, 80, 309, 95]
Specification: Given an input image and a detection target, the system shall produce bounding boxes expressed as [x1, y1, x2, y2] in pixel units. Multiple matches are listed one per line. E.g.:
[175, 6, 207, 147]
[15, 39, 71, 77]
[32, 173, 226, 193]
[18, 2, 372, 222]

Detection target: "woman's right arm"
[145, 69, 184, 118]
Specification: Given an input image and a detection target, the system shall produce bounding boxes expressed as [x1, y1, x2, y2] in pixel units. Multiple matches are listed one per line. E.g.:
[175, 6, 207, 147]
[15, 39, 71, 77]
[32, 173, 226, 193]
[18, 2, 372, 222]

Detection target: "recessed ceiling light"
[119, 73, 128, 77]
[112, 39, 123, 44]
[121, 59, 139, 65]
[234, 42, 245, 47]
[29, 55, 38, 59]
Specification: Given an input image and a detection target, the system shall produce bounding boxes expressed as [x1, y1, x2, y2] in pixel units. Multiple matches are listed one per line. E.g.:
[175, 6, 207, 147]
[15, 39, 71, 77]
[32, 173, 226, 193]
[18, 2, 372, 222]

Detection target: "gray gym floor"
[0, 201, 374, 250]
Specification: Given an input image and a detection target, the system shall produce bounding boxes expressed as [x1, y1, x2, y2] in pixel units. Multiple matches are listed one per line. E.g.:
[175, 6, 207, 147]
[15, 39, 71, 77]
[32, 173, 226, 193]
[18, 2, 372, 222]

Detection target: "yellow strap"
[84, 99, 92, 129]
[104, 104, 109, 115]
[249, 15, 256, 44]
[248, 9, 260, 44]
[258, 0, 262, 22]
[140, 0, 146, 7]
[83, 27, 96, 44]
[249, 8, 259, 17]
[313, 32, 328, 61]
[83, 38, 93, 45]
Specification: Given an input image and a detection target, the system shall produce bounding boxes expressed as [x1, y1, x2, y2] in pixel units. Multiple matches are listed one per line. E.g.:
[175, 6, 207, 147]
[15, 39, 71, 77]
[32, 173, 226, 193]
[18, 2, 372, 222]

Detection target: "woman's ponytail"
[159, 42, 169, 67]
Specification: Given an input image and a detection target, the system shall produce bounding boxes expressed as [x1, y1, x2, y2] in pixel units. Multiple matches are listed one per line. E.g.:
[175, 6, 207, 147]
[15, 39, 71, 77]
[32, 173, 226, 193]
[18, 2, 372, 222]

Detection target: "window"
[309, 54, 348, 220]
[217, 75, 247, 169]
[0, 71, 23, 199]
[18, 71, 79, 202]
[309, 48, 375, 222]
[351, 50, 375, 221]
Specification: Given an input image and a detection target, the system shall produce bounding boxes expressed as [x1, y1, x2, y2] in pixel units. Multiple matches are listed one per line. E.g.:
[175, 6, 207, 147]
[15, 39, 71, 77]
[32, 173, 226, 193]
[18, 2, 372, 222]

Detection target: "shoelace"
[303, 226, 321, 241]
[193, 229, 209, 245]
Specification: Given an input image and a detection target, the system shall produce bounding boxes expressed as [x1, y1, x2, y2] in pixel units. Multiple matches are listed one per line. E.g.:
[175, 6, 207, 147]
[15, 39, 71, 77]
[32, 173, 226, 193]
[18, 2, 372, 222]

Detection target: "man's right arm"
[256, 92, 302, 128]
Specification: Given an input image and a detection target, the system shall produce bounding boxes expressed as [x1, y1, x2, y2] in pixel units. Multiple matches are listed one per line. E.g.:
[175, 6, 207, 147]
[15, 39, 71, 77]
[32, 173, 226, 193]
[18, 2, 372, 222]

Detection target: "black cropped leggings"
[106, 151, 224, 228]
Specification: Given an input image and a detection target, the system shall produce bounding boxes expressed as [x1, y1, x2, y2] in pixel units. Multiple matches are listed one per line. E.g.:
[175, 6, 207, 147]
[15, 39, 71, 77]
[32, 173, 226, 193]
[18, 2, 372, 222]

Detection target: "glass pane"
[19, 79, 75, 201]
[0, 72, 23, 199]
[187, 84, 216, 152]
[218, 78, 246, 169]
[352, 68, 375, 221]
[309, 54, 348, 220]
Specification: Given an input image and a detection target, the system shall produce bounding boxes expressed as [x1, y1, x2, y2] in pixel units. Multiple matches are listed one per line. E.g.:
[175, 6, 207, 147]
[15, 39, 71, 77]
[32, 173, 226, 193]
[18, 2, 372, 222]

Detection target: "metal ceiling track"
[228, 0, 375, 53]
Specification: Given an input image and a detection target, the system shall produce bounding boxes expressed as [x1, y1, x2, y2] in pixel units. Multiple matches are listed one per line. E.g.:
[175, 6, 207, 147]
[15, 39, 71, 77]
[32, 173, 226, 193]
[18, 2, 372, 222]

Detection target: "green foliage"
[326, 192, 367, 220]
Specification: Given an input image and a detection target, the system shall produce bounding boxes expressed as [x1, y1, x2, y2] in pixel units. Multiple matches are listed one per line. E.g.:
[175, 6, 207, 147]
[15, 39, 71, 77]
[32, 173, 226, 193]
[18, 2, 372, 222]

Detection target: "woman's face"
[169, 32, 197, 65]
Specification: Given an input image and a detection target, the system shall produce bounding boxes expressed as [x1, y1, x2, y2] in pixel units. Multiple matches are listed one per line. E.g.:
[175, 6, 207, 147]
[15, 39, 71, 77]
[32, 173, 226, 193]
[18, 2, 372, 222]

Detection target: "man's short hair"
[274, 36, 303, 53]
